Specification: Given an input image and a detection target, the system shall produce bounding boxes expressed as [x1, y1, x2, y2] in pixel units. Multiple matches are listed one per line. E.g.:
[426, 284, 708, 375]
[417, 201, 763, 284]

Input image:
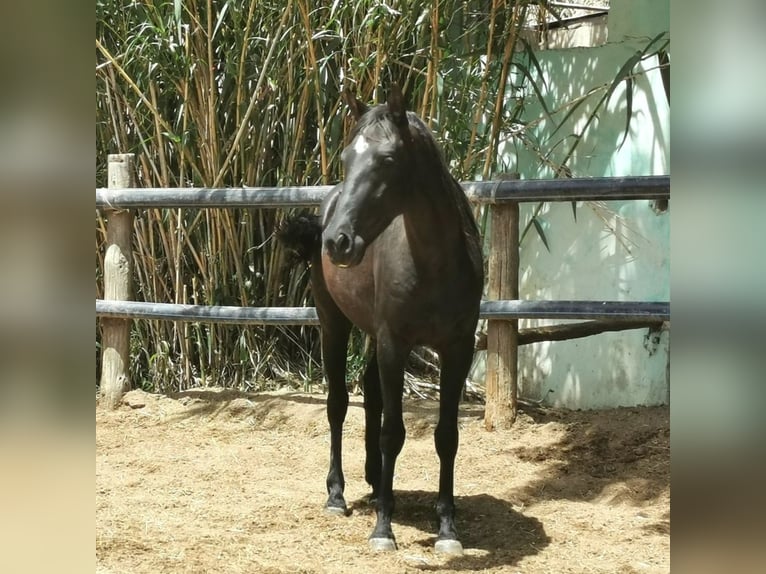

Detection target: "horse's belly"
[397, 287, 480, 347]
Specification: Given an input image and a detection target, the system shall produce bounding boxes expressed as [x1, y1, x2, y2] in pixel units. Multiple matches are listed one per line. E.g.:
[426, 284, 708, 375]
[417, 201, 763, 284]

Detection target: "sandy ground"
[96, 388, 669, 573]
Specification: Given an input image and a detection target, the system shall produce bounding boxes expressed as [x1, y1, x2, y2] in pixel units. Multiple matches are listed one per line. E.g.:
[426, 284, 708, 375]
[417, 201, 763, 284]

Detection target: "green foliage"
[97, 0, 545, 391]
[96, 1, 666, 392]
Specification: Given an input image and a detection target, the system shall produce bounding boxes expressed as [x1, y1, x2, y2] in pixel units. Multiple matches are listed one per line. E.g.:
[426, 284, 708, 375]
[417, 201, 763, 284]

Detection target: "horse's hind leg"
[433, 337, 474, 555]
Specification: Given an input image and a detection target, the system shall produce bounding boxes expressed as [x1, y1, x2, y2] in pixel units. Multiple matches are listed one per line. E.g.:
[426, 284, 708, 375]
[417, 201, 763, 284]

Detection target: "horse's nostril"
[336, 232, 351, 254]
[324, 229, 359, 266]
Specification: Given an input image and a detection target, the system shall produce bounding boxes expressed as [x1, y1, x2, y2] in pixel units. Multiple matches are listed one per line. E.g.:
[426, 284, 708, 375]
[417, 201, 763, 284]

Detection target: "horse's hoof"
[368, 537, 397, 552]
[324, 505, 348, 516]
[434, 539, 463, 555]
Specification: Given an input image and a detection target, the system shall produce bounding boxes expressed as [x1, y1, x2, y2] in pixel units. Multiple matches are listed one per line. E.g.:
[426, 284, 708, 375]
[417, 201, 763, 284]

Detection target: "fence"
[96, 154, 670, 428]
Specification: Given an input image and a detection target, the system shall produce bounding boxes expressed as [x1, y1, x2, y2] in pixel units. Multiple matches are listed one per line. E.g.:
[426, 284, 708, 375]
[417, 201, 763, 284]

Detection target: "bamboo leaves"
[532, 216, 551, 252]
[97, 1, 667, 392]
[95, 1, 572, 390]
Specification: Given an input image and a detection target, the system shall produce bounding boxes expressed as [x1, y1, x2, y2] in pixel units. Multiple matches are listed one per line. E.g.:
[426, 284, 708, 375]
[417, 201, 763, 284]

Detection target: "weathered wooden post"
[484, 174, 520, 430]
[99, 154, 135, 408]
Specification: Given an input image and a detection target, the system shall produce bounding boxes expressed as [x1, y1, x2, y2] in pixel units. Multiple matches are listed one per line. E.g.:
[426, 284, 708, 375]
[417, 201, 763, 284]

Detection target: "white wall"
[516, 199, 669, 409]
[472, 0, 670, 409]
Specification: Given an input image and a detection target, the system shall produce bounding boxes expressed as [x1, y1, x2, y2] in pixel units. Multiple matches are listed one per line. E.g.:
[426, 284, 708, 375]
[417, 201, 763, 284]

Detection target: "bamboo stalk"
[463, 0, 499, 174]
[298, 0, 329, 183]
[482, 3, 523, 179]
[206, 0, 219, 173]
[213, 0, 295, 187]
[149, 81, 169, 185]
[428, 0, 440, 126]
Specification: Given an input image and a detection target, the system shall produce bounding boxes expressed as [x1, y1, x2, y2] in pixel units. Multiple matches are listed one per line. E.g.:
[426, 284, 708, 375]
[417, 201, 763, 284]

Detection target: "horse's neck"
[401, 181, 470, 271]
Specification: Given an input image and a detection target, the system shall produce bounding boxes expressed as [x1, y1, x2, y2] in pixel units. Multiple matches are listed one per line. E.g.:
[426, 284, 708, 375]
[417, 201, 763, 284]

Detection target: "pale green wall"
[608, 0, 669, 45]
[500, 0, 670, 409]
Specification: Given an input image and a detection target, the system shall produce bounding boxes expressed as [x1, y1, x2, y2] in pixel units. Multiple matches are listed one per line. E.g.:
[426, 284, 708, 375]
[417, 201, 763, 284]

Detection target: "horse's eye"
[382, 156, 395, 165]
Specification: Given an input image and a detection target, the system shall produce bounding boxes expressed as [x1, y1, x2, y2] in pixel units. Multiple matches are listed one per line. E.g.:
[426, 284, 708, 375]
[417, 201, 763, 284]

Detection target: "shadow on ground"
[507, 406, 670, 507]
[165, 388, 485, 423]
[348, 489, 549, 571]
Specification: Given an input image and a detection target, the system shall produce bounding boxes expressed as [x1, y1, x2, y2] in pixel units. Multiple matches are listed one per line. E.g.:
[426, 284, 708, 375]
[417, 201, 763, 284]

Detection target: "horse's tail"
[277, 212, 322, 262]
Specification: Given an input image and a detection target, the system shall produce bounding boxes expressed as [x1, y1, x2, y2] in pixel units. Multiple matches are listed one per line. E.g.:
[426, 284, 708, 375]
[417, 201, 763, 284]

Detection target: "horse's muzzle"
[323, 229, 366, 268]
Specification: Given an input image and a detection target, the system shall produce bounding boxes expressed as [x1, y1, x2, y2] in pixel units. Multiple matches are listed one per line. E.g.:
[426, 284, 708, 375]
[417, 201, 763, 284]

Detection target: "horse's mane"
[403, 111, 480, 239]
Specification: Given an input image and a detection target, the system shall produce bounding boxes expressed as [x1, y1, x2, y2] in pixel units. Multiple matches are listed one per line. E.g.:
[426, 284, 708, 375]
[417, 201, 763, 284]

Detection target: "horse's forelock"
[349, 106, 455, 190]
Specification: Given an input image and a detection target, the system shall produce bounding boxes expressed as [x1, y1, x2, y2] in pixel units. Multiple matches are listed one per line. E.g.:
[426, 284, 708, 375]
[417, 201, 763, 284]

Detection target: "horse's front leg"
[433, 337, 474, 555]
[368, 332, 409, 551]
[319, 315, 352, 515]
[362, 350, 382, 500]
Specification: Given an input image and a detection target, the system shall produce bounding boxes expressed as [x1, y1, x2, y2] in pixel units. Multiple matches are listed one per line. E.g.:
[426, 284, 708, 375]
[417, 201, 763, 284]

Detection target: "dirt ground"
[96, 388, 669, 574]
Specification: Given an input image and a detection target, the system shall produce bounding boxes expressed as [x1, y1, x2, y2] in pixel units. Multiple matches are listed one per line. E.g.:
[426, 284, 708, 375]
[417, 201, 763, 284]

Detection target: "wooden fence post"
[99, 154, 135, 408]
[484, 174, 520, 430]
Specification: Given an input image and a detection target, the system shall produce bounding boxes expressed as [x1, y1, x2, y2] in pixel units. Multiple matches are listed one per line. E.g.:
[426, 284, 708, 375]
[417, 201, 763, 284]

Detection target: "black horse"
[280, 85, 483, 554]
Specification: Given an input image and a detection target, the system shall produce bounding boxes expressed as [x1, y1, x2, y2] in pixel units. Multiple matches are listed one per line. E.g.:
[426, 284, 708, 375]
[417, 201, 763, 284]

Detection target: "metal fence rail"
[96, 299, 670, 325]
[96, 175, 669, 208]
[96, 153, 670, 423]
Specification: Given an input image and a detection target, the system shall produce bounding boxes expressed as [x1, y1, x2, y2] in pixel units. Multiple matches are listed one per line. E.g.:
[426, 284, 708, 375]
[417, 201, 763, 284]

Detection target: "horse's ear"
[342, 88, 369, 122]
[387, 83, 407, 127]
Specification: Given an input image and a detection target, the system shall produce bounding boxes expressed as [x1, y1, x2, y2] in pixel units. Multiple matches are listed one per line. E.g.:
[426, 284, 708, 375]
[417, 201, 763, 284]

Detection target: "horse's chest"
[322, 228, 481, 344]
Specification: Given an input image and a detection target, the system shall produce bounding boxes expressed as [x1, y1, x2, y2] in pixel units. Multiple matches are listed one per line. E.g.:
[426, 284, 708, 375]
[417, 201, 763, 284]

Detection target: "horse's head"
[323, 84, 413, 268]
